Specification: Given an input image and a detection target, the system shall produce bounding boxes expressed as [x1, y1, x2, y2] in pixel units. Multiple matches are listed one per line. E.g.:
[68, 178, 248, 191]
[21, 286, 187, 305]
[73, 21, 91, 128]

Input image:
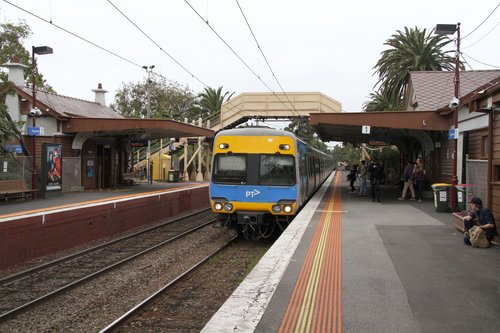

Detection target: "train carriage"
[209, 127, 334, 239]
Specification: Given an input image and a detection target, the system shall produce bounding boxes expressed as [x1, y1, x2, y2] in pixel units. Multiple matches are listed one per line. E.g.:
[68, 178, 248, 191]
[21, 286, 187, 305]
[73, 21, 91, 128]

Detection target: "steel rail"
[98, 235, 238, 333]
[0, 208, 210, 285]
[0, 217, 216, 321]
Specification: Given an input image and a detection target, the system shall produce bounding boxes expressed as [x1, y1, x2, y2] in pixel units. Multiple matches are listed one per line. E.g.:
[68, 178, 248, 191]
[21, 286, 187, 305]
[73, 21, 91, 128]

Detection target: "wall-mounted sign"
[130, 139, 148, 147]
[28, 127, 44, 136]
[362, 125, 371, 134]
[368, 138, 389, 146]
[448, 128, 458, 140]
[3, 144, 22, 154]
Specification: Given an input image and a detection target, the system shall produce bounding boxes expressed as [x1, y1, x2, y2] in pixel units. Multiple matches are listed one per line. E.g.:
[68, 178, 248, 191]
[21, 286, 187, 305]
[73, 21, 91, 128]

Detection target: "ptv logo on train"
[245, 189, 261, 198]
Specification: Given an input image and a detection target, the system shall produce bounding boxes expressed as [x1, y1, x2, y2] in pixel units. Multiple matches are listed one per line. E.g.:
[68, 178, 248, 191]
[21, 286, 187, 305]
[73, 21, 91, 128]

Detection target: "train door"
[97, 144, 112, 188]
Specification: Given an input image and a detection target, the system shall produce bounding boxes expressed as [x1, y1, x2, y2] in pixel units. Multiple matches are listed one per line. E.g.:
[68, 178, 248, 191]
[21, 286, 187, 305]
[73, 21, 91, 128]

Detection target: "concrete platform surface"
[203, 172, 500, 332]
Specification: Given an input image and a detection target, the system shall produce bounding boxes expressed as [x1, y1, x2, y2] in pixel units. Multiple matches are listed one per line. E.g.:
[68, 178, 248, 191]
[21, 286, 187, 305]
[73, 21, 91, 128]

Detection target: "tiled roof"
[409, 70, 500, 110]
[19, 86, 124, 119]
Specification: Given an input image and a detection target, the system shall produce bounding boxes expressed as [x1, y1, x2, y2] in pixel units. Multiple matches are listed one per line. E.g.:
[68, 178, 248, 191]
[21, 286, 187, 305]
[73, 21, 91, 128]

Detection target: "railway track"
[99, 235, 238, 333]
[0, 209, 215, 321]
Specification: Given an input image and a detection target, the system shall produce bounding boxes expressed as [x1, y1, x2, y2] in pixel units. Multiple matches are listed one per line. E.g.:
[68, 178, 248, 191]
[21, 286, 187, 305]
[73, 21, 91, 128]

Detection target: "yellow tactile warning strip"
[0, 184, 207, 221]
[279, 172, 342, 333]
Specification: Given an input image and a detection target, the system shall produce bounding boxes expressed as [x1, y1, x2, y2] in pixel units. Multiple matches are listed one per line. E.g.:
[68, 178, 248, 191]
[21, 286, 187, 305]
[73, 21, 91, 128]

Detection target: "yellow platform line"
[279, 172, 343, 333]
[0, 184, 206, 220]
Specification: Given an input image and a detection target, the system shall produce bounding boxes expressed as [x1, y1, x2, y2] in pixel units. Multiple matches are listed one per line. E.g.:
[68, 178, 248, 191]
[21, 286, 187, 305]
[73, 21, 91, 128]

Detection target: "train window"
[212, 154, 247, 184]
[259, 155, 296, 186]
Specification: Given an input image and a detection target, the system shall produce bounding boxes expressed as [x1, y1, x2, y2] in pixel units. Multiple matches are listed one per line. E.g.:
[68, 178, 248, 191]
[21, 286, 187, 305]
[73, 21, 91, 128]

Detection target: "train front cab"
[209, 131, 299, 237]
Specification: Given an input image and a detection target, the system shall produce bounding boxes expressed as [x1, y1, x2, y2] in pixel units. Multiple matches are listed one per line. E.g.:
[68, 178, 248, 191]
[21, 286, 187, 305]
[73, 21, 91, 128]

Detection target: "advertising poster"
[42, 143, 63, 191]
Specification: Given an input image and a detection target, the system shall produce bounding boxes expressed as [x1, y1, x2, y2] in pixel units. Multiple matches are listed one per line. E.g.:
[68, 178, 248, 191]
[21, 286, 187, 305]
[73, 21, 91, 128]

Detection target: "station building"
[2, 61, 213, 192]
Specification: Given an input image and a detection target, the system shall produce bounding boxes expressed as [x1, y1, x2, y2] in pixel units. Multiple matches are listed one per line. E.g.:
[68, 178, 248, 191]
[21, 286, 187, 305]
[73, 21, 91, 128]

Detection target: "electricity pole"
[143, 65, 154, 184]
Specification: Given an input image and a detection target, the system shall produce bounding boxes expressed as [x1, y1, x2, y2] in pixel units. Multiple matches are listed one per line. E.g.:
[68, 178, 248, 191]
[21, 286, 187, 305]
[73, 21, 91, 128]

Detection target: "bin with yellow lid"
[431, 183, 451, 212]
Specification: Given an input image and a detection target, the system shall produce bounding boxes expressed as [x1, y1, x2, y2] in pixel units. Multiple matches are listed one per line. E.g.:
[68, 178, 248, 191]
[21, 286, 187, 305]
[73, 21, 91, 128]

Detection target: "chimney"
[2, 56, 28, 86]
[92, 83, 108, 106]
[2, 56, 29, 122]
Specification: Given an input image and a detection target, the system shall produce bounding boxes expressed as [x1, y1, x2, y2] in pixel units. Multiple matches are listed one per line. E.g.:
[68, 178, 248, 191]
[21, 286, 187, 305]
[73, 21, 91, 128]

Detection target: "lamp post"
[31, 45, 53, 198]
[142, 65, 154, 184]
[435, 23, 460, 211]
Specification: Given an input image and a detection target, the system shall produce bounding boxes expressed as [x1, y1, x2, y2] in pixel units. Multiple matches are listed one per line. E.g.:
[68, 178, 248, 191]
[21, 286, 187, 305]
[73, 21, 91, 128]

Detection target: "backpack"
[469, 226, 490, 248]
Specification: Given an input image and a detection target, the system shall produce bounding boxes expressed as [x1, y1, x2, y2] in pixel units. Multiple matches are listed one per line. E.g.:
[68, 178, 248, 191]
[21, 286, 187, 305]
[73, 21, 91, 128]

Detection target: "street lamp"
[435, 23, 460, 210]
[142, 65, 154, 184]
[31, 45, 53, 198]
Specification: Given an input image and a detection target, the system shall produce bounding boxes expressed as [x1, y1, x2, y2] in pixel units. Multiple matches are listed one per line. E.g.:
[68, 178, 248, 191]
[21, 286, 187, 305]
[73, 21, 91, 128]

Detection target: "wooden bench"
[0, 179, 38, 203]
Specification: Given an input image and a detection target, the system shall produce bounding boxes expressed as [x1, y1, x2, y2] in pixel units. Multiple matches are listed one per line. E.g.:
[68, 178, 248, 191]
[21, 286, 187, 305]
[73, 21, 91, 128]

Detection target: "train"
[209, 127, 334, 239]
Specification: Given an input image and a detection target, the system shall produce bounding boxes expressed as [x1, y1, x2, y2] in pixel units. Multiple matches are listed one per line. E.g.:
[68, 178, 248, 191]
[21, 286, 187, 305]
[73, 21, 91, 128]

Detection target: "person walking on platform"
[358, 160, 368, 196]
[398, 161, 416, 201]
[414, 158, 425, 203]
[349, 164, 358, 192]
[369, 158, 383, 202]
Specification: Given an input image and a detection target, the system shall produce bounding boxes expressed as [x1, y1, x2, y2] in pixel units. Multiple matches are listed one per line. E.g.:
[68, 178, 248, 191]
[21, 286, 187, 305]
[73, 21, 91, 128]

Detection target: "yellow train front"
[209, 127, 333, 239]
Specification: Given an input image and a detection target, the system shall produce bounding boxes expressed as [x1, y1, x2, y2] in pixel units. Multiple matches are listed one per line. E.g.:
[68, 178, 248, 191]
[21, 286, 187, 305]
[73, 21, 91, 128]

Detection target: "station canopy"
[310, 110, 449, 144]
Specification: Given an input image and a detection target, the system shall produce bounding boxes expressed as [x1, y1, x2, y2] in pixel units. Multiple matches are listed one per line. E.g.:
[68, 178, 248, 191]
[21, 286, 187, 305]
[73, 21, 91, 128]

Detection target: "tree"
[364, 26, 455, 111]
[196, 86, 234, 119]
[284, 117, 328, 152]
[0, 20, 54, 90]
[0, 20, 53, 156]
[112, 78, 198, 121]
[363, 88, 403, 112]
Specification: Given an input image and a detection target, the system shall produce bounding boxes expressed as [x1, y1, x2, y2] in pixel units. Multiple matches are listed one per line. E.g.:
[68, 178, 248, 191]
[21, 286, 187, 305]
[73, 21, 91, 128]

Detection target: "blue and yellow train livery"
[209, 127, 334, 239]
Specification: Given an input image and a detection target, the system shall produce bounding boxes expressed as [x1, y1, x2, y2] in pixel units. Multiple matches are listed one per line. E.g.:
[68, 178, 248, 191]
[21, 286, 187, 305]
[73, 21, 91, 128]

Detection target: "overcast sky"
[1, 0, 499, 112]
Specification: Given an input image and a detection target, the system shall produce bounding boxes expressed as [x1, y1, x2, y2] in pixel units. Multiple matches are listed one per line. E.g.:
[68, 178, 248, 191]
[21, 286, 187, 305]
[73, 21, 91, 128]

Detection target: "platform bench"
[0, 179, 37, 203]
[452, 212, 500, 246]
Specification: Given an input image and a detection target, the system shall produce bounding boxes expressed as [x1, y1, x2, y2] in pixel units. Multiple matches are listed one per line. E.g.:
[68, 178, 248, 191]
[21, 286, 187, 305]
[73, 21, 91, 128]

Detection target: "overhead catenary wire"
[3, 0, 179, 87]
[183, 0, 301, 117]
[106, 0, 208, 87]
[462, 52, 500, 69]
[234, 0, 297, 115]
[2, 0, 144, 69]
[461, 1, 500, 40]
[105, 0, 253, 122]
[463, 21, 500, 49]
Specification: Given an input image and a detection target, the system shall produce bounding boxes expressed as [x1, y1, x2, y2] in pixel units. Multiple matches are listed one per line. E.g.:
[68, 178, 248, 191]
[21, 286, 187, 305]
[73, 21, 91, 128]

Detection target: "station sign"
[448, 128, 458, 140]
[368, 137, 389, 146]
[362, 125, 371, 134]
[3, 144, 22, 154]
[130, 139, 148, 147]
[28, 127, 43, 136]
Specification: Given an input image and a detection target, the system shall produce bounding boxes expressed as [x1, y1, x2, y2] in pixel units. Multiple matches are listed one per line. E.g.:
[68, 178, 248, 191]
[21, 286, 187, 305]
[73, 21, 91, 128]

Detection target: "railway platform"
[202, 172, 500, 333]
[0, 182, 209, 270]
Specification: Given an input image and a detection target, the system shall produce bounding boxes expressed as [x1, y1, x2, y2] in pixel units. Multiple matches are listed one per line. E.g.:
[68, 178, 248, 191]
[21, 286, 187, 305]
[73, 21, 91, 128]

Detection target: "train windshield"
[259, 155, 296, 186]
[212, 154, 247, 184]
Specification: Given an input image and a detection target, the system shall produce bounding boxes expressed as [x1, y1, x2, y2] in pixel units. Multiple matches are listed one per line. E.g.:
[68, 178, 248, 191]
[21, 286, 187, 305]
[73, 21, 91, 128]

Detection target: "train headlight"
[214, 203, 223, 211]
[223, 203, 233, 211]
[284, 205, 293, 213]
[272, 205, 282, 213]
[218, 143, 229, 149]
[279, 144, 290, 150]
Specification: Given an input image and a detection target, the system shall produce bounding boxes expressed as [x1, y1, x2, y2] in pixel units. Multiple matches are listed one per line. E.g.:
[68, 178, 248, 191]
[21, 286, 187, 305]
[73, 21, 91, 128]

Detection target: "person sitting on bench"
[463, 197, 497, 246]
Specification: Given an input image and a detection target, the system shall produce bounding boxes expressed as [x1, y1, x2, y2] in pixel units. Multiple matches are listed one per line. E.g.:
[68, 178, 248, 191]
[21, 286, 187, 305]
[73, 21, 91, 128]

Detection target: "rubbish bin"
[431, 183, 451, 213]
[168, 170, 180, 182]
[455, 185, 466, 212]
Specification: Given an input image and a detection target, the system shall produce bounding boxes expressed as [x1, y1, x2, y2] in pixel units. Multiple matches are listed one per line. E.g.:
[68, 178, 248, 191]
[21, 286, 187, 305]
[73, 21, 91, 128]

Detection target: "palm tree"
[363, 88, 403, 112]
[197, 86, 234, 118]
[371, 26, 455, 106]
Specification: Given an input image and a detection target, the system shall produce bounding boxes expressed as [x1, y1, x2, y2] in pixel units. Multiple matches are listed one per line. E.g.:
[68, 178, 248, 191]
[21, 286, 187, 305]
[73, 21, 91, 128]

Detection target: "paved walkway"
[204, 172, 500, 332]
[0, 182, 207, 217]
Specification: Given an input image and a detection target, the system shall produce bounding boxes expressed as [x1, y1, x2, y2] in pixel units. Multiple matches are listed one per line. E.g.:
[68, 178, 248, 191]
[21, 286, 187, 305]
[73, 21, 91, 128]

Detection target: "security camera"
[448, 97, 460, 109]
[30, 108, 42, 116]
